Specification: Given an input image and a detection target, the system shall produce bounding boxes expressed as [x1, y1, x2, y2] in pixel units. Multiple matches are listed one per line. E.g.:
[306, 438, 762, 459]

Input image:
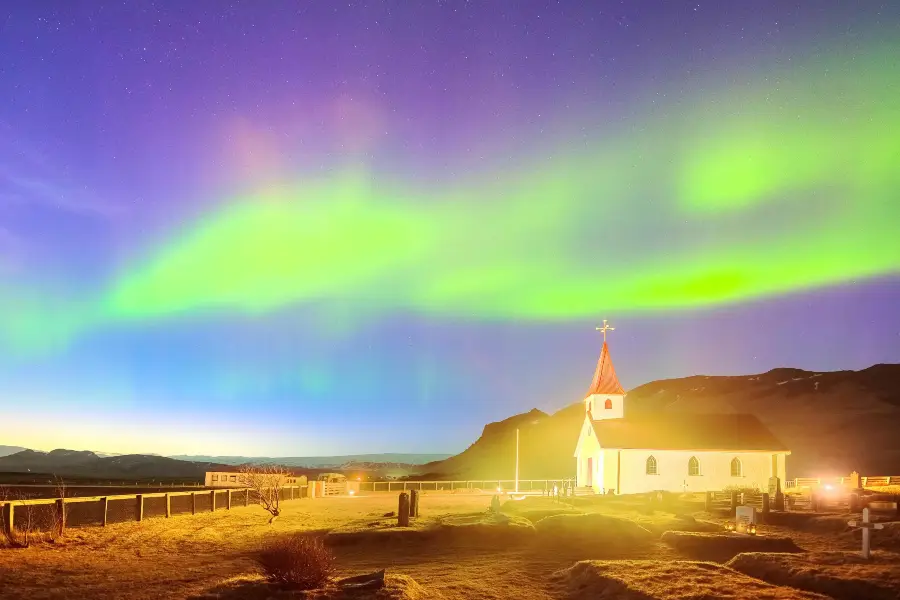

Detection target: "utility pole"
[515, 428, 520, 493]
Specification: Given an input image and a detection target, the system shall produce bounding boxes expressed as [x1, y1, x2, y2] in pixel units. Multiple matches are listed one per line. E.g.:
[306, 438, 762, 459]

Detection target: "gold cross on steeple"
[596, 320, 615, 343]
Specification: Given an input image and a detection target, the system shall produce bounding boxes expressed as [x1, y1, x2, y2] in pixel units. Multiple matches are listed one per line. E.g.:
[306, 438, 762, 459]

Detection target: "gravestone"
[490, 494, 501, 513]
[409, 489, 419, 518]
[768, 477, 784, 511]
[735, 505, 757, 533]
[398, 493, 410, 527]
[848, 508, 884, 559]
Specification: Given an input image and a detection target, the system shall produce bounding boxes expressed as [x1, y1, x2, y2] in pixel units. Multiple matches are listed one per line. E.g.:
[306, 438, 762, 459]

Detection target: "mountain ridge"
[169, 453, 452, 468]
[421, 363, 900, 479]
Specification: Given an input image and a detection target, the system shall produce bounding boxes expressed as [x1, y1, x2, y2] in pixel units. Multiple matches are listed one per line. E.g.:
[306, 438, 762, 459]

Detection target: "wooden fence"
[705, 491, 773, 514]
[708, 487, 899, 515]
[356, 479, 574, 493]
[0, 485, 308, 538]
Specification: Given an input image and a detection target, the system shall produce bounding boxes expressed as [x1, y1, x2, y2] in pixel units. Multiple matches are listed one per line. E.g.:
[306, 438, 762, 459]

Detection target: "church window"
[688, 456, 700, 476]
[646, 455, 658, 475]
[731, 457, 742, 477]
[604, 398, 612, 410]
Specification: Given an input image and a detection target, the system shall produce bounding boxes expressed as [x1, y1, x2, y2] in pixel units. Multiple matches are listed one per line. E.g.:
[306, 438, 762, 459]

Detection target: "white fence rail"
[356, 479, 574, 493]
[783, 475, 900, 490]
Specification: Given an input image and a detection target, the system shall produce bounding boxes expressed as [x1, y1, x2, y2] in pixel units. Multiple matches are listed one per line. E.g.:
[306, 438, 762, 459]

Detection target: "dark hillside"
[423, 364, 900, 479]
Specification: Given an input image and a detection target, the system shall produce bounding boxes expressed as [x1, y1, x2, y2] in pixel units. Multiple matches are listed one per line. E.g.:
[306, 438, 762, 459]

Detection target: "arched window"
[604, 398, 612, 410]
[646, 455, 658, 475]
[688, 456, 700, 476]
[730, 457, 742, 477]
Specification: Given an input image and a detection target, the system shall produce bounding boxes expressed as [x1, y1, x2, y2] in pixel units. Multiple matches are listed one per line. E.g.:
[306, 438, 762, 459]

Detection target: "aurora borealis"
[1, 2, 898, 456]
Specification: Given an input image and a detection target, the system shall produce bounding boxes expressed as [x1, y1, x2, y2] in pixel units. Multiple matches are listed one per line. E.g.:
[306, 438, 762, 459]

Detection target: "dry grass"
[844, 521, 900, 552]
[865, 485, 900, 494]
[660, 531, 803, 562]
[189, 572, 436, 599]
[1, 492, 897, 600]
[727, 551, 900, 600]
[533, 513, 655, 548]
[327, 510, 536, 548]
[550, 559, 829, 599]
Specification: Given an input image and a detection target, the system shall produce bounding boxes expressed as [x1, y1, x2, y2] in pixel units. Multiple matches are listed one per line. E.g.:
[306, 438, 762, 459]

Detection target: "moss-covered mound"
[661, 530, 803, 561]
[727, 551, 900, 600]
[551, 559, 828, 599]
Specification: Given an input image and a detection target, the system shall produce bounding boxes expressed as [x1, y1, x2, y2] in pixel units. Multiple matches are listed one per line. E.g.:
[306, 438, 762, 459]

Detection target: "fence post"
[191, 492, 197, 515]
[101, 497, 108, 526]
[762, 493, 770, 520]
[245, 490, 249, 507]
[705, 491, 712, 511]
[290, 486, 294, 501]
[3, 502, 13, 538]
[730, 490, 738, 512]
[210, 490, 216, 512]
[227, 490, 232, 510]
[398, 493, 410, 527]
[136, 495, 144, 522]
[165, 494, 171, 518]
[410, 489, 419, 518]
[56, 498, 66, 536]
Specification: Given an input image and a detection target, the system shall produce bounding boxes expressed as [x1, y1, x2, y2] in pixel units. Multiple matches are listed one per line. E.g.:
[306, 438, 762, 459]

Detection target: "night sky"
[1, 2, 898, 456]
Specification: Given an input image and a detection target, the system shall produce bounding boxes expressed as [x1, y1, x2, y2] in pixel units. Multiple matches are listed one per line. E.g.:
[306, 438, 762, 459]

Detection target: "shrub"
[255, 535, 335, 590]
[722, 485, 762, 495]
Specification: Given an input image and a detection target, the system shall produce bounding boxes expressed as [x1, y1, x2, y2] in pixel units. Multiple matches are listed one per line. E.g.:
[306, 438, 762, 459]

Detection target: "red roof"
[586, 341, 626, 397]
[590, 414, 789, 452]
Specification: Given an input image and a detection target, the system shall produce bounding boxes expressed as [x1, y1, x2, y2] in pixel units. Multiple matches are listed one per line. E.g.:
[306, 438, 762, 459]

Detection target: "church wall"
[602, 449, 619, 493]
[616, 449, 787, 494]
[575, 419, 603, 489]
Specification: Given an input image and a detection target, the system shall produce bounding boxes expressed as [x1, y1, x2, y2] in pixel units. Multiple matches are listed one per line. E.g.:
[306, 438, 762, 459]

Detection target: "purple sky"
[0, 1, 897, 456]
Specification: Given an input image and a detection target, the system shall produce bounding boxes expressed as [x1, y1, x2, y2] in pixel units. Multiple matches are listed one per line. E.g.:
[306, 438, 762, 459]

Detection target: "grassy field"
[1, 492, 898, 599]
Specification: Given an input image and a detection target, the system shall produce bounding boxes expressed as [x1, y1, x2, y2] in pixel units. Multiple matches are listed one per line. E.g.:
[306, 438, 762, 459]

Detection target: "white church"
[574, 323, 789, 494]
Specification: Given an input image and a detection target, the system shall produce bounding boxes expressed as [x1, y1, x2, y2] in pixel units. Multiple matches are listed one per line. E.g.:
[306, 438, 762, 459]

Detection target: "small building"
[316, 472, 347, 483]
[204, 471, 307, 488]
[573, 331, 790, 494]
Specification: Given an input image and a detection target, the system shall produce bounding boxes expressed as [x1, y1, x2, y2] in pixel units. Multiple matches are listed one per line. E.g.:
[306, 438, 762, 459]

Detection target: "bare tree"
[238, 464, 290, 524]
[53, 475, 67, 538]
[0, 486, 38, 548]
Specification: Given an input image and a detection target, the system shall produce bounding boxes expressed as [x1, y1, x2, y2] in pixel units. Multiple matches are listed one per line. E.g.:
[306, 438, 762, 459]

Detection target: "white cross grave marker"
[848, 508, 884, 559]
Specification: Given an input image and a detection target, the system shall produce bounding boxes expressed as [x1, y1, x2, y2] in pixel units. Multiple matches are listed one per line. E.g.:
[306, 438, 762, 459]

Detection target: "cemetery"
[2, 468, 899, 599]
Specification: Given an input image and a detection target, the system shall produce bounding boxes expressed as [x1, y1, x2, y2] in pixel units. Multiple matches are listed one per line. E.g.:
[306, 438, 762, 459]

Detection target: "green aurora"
[2, 41, 899, 353]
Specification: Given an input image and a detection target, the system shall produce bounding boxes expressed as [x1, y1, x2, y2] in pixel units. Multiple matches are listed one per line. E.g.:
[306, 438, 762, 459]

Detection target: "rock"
[338, 569, 386, 591]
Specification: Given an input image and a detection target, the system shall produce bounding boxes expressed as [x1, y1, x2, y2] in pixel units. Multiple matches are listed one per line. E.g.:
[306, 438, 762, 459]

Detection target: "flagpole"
[515, 428, 519, 493]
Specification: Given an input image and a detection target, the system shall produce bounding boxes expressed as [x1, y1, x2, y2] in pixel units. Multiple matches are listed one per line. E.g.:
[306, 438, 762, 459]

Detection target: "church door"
[586, 457, 593, 487]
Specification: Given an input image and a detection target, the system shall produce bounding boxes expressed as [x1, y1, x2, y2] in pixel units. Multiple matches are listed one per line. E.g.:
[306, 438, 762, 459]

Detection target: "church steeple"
[584, 321, 626, 420]
[585, 341, 626, 397]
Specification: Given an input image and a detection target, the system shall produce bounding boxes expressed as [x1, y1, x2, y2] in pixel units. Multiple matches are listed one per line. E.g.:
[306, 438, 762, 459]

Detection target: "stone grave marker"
[848, 507, 884, 559]
[735, 505, 757, 533]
